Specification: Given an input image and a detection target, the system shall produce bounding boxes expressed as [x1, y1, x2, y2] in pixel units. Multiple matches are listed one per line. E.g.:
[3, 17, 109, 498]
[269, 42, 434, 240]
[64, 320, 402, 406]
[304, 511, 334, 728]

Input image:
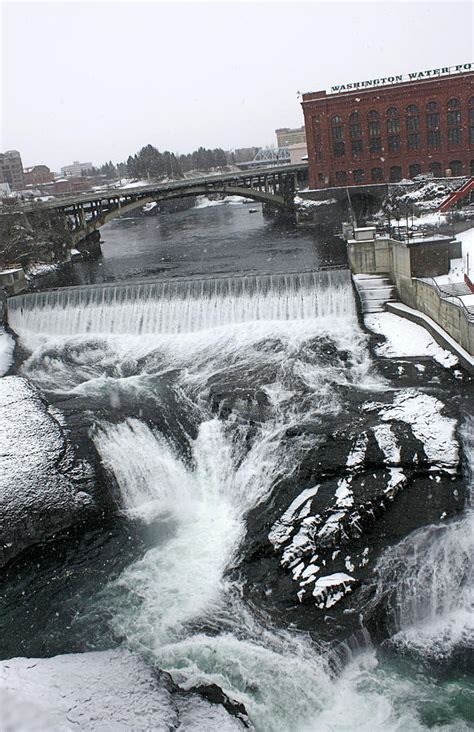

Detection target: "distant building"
[61, 160, 94, 177]
[0, 150, 25, 190]
[301, 64, 474, 189]
[288, 142, 308, 164]
[275, 127, 307, 147]
[40, 177, 90, 195]
[23, 164, 54, 186]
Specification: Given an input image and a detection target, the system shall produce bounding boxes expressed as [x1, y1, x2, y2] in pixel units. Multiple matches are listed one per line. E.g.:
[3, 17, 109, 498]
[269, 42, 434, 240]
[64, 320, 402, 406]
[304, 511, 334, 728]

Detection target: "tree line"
[88, 145, 231, 181]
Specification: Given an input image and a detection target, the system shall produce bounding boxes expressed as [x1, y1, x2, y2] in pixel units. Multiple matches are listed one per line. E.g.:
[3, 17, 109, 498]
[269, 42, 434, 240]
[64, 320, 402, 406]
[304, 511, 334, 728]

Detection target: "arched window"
[387, 107, 400, 133]
[389, 166, 402, 182]
[409, 163, 422, 178]
[331, 115, 345, 157]
[371, 167, 383, 182]
[429, 162, 442, 177]
[353, 169, 364, 183]
[426, 100, 441, 148]
[406, 105, 419, 131]
[368, 110, 381, 153]
[447, 98, 461, 129]
[469, 97, 474, 145]
[449, 160, 463, 176]
[349, 111, 360, 123]
[387, 107, 400, 152]
[335, 170, 347, 184]
[349, 110, 362, 141]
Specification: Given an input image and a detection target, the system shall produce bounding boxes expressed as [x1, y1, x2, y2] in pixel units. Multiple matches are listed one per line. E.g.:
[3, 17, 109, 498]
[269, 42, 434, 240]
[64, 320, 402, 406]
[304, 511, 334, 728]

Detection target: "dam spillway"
[7, 269, 355, 336]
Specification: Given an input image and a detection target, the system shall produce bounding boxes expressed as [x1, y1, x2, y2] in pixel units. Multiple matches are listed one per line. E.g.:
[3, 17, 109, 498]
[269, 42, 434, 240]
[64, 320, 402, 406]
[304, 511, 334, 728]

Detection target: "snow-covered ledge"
[386, 302, 474, 374]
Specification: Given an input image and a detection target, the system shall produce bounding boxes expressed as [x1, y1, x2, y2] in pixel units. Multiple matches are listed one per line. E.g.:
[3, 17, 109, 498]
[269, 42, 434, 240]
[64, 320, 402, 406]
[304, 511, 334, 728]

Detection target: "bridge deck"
[15, 163, 308, 213]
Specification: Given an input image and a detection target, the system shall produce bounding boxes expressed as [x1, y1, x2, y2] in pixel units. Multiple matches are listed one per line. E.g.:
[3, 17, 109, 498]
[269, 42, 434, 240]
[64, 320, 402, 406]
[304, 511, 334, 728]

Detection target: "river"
[1, 199, 473, 730]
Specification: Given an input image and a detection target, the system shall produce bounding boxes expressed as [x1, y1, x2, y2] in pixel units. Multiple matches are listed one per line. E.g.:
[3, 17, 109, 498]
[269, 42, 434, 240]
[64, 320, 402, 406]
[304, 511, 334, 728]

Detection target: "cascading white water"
[13, 269, 472, 731]
[369, 417, 474, 662]
[8, 270, 354, 336]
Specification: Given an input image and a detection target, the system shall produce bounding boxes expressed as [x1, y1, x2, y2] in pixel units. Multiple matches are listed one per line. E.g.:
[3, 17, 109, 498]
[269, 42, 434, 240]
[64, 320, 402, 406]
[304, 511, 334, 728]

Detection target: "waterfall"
[368, 417, 474, 661]
[8, 270, 355, 336]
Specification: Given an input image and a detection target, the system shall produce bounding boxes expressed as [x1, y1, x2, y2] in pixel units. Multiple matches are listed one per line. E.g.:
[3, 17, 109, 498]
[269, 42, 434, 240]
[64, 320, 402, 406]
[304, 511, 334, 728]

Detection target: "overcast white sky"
[1, 0, 472, 170]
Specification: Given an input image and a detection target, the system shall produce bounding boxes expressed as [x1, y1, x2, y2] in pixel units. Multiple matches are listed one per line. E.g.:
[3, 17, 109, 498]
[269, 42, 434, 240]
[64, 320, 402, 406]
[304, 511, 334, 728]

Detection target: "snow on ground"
[434, 226, 474, 285]
[0, 650, 247, 731]
[0, 328, 14, 376]
[194, 195, 253, 208]
[364, 311, 459, 368]
[25, 262, 60, 277]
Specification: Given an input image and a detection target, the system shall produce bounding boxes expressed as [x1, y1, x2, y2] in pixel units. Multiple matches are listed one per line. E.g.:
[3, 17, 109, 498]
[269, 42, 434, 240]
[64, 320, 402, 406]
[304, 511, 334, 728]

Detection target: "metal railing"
[422, 277, 474, 323]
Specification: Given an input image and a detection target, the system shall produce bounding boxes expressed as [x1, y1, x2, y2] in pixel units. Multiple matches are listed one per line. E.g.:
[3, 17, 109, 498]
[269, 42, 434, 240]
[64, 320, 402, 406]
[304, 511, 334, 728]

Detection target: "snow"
[0, 328, 14, 376]
[387, 302, 474, 370]
[364, 311, 459, 367]
[0, 376, 95, 567]
[26, 262, 60, 277]
[194, 195, 253, 208]
[312, 573, 356, 609]
[268, 485, 319, 548]
[434, 226, 474, 285]
[0, 650, 247, 731]
[294, 196, 337, 209]
[364, 389, 458, 470]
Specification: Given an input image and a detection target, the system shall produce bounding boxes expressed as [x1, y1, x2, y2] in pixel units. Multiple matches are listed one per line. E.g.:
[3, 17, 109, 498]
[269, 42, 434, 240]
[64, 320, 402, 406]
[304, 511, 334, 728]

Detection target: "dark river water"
[2, 199, 473, 731]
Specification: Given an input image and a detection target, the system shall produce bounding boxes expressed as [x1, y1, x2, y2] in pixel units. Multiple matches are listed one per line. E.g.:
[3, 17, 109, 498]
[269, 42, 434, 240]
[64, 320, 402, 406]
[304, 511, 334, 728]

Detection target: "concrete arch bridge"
[21, 163, 308, 247]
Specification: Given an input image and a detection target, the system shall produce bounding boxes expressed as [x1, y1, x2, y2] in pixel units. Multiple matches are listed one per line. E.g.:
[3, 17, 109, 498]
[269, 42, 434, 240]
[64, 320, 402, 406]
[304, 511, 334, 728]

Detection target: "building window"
[408, 133, 420, 150]
[386, 107, 400, 133]
[368, 120, 380, 136]
[449, 160, 463, 175]
[318, 173, 324, 182]
[448, 128, 461, 145]
[389, 166, 402, 182]
[409, 163, 422, 178]
[447, 98, 461, 146]
[406, 104, 420, 144]
[427, 130, 441, 148]
[471, 160, 474, 176]
[426, 101, 440, 140]
[369, 138, 382, 153]
[371, 167, 383, 182]
[351, 139, 363, 156]
[388, 135, 400, 152]
[429, 162, 442, 177]
[335, 170, 347, 184]
[469, 97, 474, 144]
[353, 169, 364, 183]
[350, 123, 362, 139]
[331, 115, 345, 157]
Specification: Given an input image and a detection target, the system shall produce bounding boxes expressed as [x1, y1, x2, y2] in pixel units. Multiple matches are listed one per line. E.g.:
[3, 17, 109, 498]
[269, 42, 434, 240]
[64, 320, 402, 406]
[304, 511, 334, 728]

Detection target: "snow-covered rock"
[0, 649, 250, 731]
[0, 376, 97, 567]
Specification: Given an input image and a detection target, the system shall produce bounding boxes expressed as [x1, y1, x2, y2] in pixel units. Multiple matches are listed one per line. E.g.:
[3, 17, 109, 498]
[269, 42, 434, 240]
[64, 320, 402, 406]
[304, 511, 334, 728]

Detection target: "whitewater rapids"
[8, 271, 473, 731]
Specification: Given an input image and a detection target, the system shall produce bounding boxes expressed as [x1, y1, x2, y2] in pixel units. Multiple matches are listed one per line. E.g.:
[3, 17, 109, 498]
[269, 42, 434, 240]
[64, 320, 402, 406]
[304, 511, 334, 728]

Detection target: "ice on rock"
[0, 650, 249, 731]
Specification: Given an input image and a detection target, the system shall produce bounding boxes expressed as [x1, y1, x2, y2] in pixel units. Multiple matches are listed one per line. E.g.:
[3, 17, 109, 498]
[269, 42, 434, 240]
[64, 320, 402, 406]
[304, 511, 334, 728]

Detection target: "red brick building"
[24, 165, 54, 186]
[301, 67, 474, 189]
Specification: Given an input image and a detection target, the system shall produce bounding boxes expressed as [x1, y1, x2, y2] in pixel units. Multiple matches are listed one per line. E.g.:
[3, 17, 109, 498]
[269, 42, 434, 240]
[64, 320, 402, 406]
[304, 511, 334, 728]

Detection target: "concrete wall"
[411, 279, 474, 355]
[348, 232, 474, 356]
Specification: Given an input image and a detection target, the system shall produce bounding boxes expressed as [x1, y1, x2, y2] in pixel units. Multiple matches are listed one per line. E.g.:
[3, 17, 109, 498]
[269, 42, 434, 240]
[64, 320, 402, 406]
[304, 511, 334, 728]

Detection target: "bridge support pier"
[77, 229, 103, 260]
